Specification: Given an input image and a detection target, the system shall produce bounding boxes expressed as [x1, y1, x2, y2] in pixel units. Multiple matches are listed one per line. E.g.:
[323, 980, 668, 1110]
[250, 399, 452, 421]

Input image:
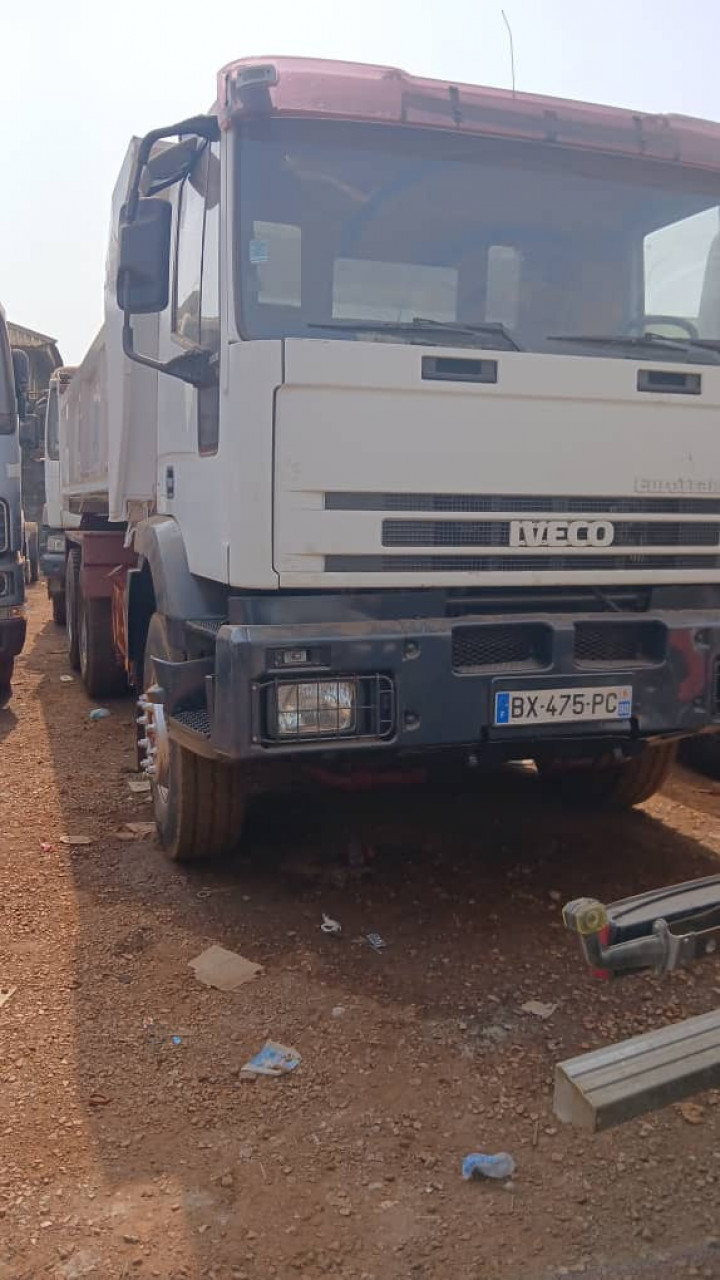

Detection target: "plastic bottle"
[462, 1152, 515, 1181]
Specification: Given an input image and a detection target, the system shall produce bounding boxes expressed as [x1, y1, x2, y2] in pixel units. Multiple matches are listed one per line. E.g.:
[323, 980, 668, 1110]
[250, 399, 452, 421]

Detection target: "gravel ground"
[1, 587, 719, 1280]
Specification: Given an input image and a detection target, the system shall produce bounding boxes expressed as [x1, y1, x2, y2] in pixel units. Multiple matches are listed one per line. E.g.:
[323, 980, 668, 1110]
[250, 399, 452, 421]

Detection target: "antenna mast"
[501, 10, 517, 96]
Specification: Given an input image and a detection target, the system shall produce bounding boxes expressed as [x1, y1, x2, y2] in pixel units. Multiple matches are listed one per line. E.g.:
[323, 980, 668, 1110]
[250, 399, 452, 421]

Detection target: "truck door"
[156, 141, 224, 581]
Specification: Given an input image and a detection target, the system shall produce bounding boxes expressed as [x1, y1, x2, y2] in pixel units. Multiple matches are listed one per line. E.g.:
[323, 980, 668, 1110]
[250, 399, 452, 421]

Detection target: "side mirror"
[116, 197, 172, 314]
[11, 348, 29, 421]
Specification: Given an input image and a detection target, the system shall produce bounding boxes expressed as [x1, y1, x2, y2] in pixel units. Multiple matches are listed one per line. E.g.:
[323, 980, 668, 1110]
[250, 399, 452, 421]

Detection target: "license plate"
[494, 685, 632, 727]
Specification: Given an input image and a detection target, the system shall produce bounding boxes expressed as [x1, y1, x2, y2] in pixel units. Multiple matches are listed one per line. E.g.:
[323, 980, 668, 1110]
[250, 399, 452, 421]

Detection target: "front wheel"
[28, 529, 39, 584]
[678, 734, 720, 780]
[141, 612, 246, 861]
[537, 742, 677, 809]
[0, 656, 14, 705]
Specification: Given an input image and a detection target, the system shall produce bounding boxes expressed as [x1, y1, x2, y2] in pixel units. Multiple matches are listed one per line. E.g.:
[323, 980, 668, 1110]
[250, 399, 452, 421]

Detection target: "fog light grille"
[261, 674, 395, 745]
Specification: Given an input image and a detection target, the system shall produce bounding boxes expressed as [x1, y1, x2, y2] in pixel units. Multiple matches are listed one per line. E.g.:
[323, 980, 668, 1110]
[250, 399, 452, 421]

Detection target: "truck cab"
[0, 305, 28, 696]
[62, 58, 720, 859]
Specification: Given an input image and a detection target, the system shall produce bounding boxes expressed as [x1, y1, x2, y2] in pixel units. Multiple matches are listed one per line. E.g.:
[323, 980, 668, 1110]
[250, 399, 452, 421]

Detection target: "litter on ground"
[0, 985, 17, 1010]
[59, 835, 93, 847]
[189, 944, 263, 992]
[240, 1041, 301, 1078]
[521, 1000, 557, 1020]
[127, 778, 151, 794]
[365, 932, 387, 953]
[462, 1152, 516, 1181]
[114, 822, 156, 841]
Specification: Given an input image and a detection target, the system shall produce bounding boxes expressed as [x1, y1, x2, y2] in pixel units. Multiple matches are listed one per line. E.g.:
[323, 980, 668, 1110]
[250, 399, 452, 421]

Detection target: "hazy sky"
[3, 0, 720, 362]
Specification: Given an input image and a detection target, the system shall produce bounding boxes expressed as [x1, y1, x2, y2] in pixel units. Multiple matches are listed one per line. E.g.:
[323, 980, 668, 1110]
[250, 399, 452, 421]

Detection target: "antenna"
[501, 9, 517, 96]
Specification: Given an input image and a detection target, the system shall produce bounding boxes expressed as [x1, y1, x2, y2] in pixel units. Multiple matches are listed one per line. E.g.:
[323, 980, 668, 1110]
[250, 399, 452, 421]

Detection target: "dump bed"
[60, 328, 108, 513]
[62, 140, 159, 521]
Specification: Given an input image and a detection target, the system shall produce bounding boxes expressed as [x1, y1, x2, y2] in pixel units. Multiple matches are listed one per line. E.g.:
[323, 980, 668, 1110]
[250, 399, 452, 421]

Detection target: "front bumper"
[0, 558, 26, 658]
[160, 608, 720, 762]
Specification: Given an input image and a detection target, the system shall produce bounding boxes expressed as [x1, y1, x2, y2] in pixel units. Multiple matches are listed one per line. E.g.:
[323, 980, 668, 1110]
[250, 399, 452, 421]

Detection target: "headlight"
[275, 680, 357, 737]
[46, 535, 65, 553]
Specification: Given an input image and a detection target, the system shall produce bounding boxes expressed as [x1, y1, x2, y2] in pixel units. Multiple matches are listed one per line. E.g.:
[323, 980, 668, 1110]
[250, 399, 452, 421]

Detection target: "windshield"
[46, 385, 59, 460]
[0, 321, 15, 433]
[236, 120, 720, 360]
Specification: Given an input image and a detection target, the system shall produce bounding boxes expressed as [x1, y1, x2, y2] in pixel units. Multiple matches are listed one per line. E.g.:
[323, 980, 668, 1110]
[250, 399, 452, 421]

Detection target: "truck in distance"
[41, 365, 77, 624]
[57, 57, 720, 860]
[0, 305, 28, 698]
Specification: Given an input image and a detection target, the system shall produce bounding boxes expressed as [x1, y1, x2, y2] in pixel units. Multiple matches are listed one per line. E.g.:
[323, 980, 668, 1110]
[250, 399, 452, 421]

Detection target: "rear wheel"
[78, 588, 126, 698]
[65, 548, 81, 671]
[141, 611, 246, 861]
[538, 741, 677, 808]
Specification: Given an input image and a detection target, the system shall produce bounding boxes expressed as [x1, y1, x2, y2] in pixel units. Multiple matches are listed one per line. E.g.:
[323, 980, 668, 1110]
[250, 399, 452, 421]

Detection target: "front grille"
[327, 492, 720, 515]
[326, 554, 720, 573]
[187, 617, 226, 635]
[0, 573, 7, 598]
[382, 519, 720, 548]
[0, 501, 7, 554]
[574, 622, 666, 667]
[452, 623, 552, 673]
[173, 708, 211, 737]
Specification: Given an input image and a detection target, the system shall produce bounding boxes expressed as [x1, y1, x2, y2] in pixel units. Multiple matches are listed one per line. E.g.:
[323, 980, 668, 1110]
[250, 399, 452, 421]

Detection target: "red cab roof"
[217, 56, 720, 171]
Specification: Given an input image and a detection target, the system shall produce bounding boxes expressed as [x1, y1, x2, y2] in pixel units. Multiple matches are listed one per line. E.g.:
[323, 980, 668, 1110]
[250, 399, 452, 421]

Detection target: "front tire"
[28, 529, 39, 584]
[0, 656, 14, 705]
[678, 734, 720, 779]
[142, 612, 246, 861]
[538, 742, 676, 808]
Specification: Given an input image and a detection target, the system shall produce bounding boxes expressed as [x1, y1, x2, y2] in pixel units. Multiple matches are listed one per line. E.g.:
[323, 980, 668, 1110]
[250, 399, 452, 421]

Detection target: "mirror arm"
[126, 114, 220, 222]
[122, 316, 217, 389]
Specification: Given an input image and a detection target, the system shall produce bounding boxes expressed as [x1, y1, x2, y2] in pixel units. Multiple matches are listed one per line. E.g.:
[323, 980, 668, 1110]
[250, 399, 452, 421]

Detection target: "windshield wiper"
[548, 332, 720, 362]
[308, 317, 522, 351]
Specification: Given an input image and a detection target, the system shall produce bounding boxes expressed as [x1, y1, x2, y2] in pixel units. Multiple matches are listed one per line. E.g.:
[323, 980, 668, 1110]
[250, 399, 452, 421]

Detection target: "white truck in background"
[56, 56, 720, 861]
[0, 305, 28, 697]
[41, 365, 77, 624]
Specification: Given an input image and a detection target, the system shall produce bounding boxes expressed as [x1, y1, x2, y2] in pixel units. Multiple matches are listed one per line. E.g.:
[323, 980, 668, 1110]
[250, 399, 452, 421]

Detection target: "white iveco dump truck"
[56, 56, 720, 860]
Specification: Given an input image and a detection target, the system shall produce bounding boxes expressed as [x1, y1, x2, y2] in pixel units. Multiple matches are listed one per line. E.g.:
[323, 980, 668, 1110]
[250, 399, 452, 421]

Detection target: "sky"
[2, 0, 720, 362]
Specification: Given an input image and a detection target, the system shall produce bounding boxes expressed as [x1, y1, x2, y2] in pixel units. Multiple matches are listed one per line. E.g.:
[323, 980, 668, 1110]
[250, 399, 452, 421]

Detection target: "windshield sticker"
[249, 239, 269, 265]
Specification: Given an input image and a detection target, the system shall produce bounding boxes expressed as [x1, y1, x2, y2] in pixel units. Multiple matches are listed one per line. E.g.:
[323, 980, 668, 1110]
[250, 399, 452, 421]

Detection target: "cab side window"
[173, 141, 221, 454]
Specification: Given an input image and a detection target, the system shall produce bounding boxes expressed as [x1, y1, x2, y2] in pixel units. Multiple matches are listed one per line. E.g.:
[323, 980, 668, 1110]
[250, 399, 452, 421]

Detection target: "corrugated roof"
[7, 321, 58, 348]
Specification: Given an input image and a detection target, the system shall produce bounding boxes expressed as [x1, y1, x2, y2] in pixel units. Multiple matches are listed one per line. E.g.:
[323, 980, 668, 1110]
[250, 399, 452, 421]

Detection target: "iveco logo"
[509, 519, 615, 548]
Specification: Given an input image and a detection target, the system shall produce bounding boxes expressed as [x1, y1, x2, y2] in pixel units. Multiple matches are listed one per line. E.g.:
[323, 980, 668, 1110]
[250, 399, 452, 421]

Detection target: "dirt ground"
[1, 588, 719, 1280]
